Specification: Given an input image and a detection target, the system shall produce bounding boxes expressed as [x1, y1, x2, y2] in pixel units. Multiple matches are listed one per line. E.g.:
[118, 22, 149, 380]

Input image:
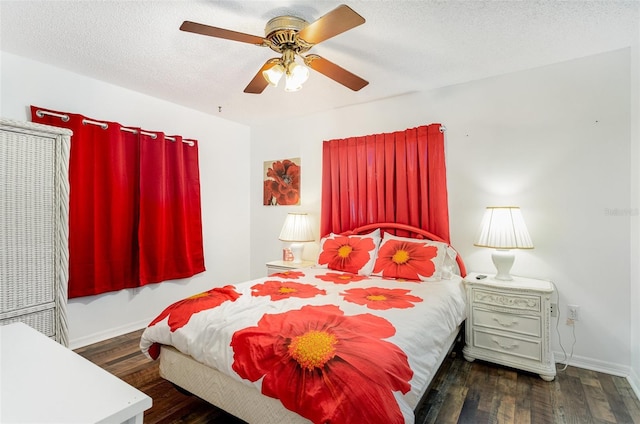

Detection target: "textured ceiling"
[1, 1, 638, 127]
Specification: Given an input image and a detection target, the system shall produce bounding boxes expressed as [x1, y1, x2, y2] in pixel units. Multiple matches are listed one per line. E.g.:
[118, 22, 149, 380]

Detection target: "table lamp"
[278, 213, 314, 264]
[474, 206, 534, 281]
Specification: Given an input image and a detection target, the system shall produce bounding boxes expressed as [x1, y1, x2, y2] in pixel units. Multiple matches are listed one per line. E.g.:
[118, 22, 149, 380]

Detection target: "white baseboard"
[554, 350, 640, 400]
[554, 350, 631, 377]
[69, 318, 151, 350]
[629, 368, 640, 401]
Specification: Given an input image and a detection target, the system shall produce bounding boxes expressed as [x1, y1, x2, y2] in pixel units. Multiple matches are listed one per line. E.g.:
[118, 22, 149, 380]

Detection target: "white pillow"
[372, 233, 456, 281]
[316, 229, 381, 275]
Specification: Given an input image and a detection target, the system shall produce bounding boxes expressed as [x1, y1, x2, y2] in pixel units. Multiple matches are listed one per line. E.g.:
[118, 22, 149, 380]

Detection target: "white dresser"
[462, 272, 556, 381]
[0, 118, 71, 346]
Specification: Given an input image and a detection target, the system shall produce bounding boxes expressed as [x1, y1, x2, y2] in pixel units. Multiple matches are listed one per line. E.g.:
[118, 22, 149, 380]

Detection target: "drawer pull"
[491, 337, 519, 350]
[492, 315, 518, 327]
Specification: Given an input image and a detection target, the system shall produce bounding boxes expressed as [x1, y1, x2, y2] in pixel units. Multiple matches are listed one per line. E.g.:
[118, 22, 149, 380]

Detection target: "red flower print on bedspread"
[267, 270, 305, 279]
[251, 280, 326, 301]
[231, 305, 412, 424]
[317, 235, 375, 273]
[315, 272, 368, 284]
[148, 285, 240, 332]
[341, 287, 423, 310]
[373, 239, 438, 280]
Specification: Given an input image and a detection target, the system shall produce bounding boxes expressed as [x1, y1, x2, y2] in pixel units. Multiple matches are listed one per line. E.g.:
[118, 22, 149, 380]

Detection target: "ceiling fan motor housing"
[265, 16, 312, 54]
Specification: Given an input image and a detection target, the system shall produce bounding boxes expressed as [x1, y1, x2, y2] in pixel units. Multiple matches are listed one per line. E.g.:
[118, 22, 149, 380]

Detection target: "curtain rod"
[35, 109, 195, 146]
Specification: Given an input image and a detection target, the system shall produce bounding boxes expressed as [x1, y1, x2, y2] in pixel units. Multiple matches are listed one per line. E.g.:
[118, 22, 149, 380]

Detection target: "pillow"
[372, 233, 457, 281]
[440, 246, 459, 279]
[316, 229, 381, 275]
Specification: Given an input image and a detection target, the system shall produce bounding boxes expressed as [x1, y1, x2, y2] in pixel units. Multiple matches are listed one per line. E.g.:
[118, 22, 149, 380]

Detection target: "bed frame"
[157, 223, 467, 423]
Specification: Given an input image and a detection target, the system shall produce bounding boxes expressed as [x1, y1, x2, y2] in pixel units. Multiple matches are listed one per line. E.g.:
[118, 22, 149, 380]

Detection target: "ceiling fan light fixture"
[183, 5, 368, 94]
[284, 62, 309, 92]
[262, 63, 285, 87]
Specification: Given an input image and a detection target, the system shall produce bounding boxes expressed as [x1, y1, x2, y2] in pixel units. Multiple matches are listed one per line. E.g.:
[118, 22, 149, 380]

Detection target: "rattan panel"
[0, 118, 71, 346]
[1, 130, 55, 312]
[0, 308, 56, 337]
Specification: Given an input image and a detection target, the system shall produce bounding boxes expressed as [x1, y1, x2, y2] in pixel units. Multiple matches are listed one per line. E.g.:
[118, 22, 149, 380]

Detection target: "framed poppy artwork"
[263, 157, 301, 206]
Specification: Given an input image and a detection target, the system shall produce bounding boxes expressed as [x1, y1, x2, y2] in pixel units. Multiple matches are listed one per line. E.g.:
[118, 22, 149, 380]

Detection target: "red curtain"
[31, 106, 205, 298]
[320, 124, 450, 242]
[138, 132, 205, 284]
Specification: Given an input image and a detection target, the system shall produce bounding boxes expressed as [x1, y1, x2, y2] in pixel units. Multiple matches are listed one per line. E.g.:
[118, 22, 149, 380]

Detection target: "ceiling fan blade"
[180, 21, 266, 45]
[298, 4, 365, 45]
[244, 60, 280, 94]
[305, 55, 368, 91]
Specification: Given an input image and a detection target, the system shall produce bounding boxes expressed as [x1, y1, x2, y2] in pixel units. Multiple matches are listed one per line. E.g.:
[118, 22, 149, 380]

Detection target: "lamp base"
[492, 249, 515, 281]
[289, 242, 304, 264]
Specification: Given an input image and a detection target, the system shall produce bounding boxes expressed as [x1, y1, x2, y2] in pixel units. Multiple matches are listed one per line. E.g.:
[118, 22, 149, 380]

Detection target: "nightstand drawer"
[472, 289, 541, 312]
[472, 307, 541, 338]
[473, 328, 542, 362]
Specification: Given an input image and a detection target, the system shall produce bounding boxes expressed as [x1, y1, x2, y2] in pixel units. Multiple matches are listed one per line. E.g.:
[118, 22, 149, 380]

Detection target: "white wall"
[250, 49, 635, 377]
[1, 51, 252, 348]
[630, 21, 640, 395]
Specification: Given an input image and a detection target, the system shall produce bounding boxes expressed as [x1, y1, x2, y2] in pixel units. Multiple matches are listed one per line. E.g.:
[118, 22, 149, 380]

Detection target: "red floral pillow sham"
[316, 229, 381, 275]
[372, 233, 457, 281]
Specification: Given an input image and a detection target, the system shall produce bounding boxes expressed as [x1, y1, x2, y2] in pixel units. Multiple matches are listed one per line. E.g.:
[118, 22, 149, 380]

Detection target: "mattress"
[158, 324, 461, 424]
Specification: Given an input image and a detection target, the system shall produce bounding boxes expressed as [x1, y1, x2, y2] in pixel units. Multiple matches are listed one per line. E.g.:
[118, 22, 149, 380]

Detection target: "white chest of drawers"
[462, 273, 556, 381]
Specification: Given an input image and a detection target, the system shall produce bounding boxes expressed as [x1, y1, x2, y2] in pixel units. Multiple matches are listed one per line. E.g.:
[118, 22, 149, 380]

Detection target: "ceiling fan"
[180, 4, 369, 94]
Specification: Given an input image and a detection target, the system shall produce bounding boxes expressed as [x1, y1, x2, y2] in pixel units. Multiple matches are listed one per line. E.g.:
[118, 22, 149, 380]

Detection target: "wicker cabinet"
[0, 118, 71, 346]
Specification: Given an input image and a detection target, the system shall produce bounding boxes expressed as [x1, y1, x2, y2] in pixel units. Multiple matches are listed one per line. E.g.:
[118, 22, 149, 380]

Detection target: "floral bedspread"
[140, 268, 467, 424]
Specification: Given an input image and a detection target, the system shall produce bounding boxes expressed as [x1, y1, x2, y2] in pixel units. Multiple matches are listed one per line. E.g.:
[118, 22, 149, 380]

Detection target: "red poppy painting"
[317, 235, 376, 274]
[263, 158, 301, 206]
[148, 285, 240, 332]
[231, 305, 413, 424]
[341, 287, 423, 310]
[373, 239, 438, 280]
[315, 272, 369, 284]
[251, 280, 326, 301]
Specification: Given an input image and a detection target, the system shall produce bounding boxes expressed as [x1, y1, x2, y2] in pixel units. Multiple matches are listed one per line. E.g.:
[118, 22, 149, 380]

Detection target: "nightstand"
[266, 260, 315, 275]
[462, 272, 556, 381]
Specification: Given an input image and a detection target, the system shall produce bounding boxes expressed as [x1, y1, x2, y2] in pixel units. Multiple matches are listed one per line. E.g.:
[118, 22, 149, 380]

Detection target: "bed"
[140, 223, 467, 424]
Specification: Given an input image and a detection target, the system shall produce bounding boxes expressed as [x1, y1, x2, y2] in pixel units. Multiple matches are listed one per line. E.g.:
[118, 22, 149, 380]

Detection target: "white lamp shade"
[474, 206, 533, 281]
[279, 213, 314, 242]
[474, 207, 534, 249]
[263, 64, 284, 87]
[284, 63, 309, 92]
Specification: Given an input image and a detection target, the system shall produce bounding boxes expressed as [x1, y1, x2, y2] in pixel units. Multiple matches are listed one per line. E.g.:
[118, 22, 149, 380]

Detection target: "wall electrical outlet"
[550, 303, 557, 317]
[567, 304, 580, 321]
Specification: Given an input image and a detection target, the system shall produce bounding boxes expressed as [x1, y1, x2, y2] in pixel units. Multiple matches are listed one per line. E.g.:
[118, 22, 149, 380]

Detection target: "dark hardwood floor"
[74, 329, 640, 424]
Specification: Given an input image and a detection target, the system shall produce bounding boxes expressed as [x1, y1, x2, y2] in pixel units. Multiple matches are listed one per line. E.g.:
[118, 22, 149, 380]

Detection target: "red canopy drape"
[320, 124, 450, 242]
[31, 106, 205, 298]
